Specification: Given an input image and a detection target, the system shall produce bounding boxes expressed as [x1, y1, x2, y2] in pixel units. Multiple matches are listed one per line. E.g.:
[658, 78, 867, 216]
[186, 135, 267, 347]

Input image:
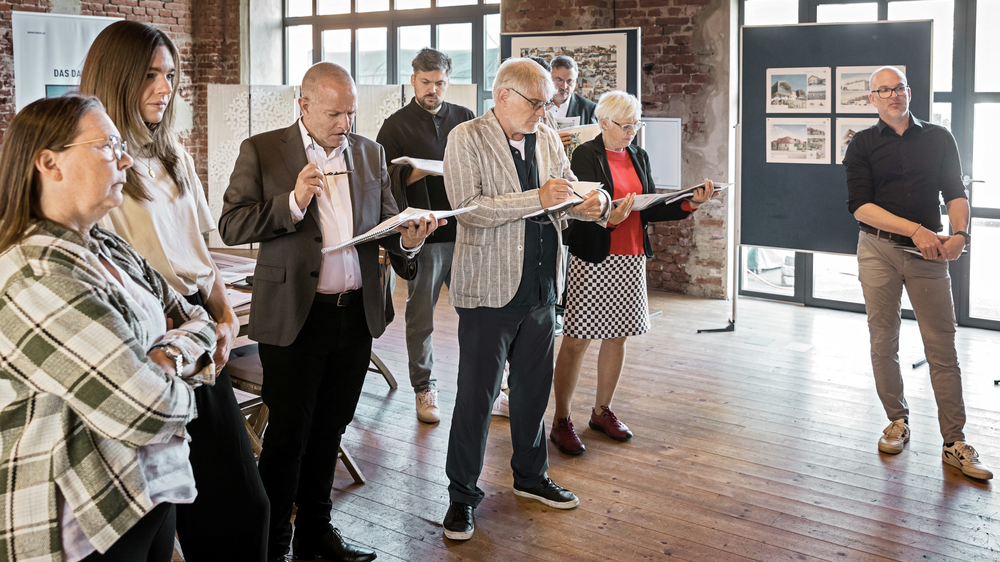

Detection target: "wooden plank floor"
[316, 286, 1000, 562]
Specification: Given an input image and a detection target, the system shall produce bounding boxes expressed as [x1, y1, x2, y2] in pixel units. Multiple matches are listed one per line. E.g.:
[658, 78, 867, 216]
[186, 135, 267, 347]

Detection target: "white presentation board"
[642, 117, 682, 191]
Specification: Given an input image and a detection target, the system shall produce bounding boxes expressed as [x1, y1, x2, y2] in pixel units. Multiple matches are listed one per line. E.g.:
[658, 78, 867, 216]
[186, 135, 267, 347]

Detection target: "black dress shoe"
[293, 527, 377, 562]
[512, 477, 579, 509]
[442, 502, 475, 541]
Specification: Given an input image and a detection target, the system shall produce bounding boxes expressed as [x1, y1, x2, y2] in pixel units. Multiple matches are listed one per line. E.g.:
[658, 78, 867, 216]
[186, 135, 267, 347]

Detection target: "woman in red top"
[550, 90, 716, 455]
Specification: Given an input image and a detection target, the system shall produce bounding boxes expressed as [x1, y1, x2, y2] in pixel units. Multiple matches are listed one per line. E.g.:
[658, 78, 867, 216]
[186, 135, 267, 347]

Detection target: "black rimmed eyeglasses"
[872, 85, 908, 99]
[63, 135, 128, 160]
[510, 88, 555, 111]
[308, 135, 354, 176]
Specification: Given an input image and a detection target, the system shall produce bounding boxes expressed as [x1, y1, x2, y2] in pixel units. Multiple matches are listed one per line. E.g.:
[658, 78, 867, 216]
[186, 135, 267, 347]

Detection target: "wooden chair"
[227, 344, 365, 485]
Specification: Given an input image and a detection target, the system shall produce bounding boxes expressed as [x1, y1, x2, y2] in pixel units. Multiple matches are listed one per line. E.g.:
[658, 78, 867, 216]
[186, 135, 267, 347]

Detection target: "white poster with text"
[13, 12, 122, 112]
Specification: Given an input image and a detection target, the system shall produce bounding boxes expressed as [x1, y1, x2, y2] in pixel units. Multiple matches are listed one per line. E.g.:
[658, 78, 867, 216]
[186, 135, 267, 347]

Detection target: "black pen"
[550, 174, 586, 200]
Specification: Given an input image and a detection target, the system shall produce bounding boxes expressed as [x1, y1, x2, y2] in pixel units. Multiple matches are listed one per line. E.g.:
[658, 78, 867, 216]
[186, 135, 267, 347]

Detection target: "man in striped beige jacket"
[441, 57, 610, 541]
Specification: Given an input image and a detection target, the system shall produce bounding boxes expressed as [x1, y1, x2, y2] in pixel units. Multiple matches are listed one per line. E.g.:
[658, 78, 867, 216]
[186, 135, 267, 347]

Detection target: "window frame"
[284, 0, 500, 112]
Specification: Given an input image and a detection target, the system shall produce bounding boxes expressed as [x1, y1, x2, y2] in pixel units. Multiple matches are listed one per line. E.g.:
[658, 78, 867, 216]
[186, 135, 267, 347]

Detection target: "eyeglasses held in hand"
[308, 135, 354, 176]
[872, 85, 908, 99]
[510, 88, 555, 111]
[63, 135, 128, 161]
[612, 120, 645, 135]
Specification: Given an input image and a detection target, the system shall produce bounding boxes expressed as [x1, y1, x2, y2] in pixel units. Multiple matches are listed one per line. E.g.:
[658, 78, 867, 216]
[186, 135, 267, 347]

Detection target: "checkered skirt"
[563, 254, 650, 339]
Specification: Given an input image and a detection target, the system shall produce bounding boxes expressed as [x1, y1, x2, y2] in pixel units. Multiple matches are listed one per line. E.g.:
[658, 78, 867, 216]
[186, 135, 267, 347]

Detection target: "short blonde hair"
[595, 90, 641, 130]
[494, 58, 555, 102]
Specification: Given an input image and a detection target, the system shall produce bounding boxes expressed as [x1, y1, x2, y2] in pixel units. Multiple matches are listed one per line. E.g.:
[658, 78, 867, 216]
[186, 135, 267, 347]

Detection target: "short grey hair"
[412, 47, 452, 76]
[869, 65, 907, 90]
[494, 58, 555, 102]
[551, 55, 578, 73]
[595, 90, 641, 129]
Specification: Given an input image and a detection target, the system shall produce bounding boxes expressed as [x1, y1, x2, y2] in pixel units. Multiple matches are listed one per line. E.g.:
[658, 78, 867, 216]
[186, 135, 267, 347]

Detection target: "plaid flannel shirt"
[0, 221, 216, 561]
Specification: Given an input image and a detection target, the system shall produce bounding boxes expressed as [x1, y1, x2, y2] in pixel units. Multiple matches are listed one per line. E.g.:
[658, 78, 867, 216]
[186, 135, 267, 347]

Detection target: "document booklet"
[321, 206, 477, 254]
[522, 181, 603, 219]
[390, 157, 444, 176]
[613, 183, 732, 209]
[555, 116, 580, 130]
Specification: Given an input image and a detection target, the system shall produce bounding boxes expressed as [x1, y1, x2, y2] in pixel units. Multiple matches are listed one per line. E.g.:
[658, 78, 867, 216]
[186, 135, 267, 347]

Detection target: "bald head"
[298, 62, 357, 153]
[869, 65, 907, 91]
[301, 62, 355, 100]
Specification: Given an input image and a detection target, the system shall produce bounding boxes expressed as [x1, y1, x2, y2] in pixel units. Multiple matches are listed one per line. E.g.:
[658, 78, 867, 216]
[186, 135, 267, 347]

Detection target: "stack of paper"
[390, 157, 444, 176]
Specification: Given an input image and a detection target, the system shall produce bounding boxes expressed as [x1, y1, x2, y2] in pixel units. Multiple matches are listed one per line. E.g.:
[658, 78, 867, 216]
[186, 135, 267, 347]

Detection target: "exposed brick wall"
[0, 0, 240, 188]
[504, 0, 730, 298]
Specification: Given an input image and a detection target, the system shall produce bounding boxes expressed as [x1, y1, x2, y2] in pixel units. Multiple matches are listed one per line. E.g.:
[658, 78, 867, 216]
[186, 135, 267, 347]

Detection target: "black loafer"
[443, 502, 475, 541]
[513, 477, 579, 509]
[293, 526, 377, 562]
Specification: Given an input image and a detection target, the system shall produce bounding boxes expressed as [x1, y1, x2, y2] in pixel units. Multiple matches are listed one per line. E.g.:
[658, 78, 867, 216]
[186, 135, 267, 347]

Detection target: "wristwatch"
[954, 230, 971, 245]
[161, 345, 185, 376]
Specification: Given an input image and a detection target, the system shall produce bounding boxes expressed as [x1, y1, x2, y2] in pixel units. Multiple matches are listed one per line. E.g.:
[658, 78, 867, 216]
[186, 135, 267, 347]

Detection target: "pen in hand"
[550, 173, 585, 200]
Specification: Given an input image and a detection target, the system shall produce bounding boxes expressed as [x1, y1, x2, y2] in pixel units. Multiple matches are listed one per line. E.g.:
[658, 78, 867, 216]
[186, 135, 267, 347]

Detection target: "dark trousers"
[82, 503, 176, 562]
[175, 294, 270, 562]
[256, 295, 373, 557]
[446, 304, 555, 506]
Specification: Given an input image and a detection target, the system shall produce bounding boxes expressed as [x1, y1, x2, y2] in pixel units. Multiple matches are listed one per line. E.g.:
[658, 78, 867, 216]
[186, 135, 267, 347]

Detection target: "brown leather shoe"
[589, 406, 633, 441]
[550, 416, 586, 455]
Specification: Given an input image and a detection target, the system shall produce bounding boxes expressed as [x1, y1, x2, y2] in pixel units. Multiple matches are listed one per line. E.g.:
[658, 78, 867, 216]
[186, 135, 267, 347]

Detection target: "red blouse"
[606, 149, 645, 255]
[605, 148, 697, 256]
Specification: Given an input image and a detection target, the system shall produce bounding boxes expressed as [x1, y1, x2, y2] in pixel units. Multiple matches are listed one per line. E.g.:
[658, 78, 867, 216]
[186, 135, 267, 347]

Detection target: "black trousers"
[81, 503, 176, 562]
[175, 293, 270, 562]
[256, 295, 373, 558]
[446, 304, 555, 506]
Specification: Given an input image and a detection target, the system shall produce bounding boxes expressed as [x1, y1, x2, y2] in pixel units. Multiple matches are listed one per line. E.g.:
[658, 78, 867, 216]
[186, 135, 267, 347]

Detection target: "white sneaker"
[416, 389, 440, 424]
[491, 391, 509, 418]
[943, 441, 994, 480]
[878, 419, 910, 454]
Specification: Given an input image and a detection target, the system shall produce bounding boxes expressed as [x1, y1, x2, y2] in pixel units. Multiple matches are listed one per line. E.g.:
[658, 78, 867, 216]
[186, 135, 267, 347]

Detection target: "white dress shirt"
[289, 119, 362, 294]
[548, 99, 570, 119]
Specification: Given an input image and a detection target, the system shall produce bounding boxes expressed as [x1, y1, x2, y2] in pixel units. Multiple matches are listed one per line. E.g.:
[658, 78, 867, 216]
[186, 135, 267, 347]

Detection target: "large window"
[284, 0, 500, 112]
[739, 0, 999, 331]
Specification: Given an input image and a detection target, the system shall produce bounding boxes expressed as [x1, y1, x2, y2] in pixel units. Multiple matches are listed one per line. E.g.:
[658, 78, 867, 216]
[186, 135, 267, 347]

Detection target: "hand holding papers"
[321, 206, 477, 254]
[524, 180, 603, 219]
[390, 157, 444, 176]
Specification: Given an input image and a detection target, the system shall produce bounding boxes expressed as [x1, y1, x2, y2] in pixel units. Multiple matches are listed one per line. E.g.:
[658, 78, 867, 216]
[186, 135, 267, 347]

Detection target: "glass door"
[960, 0, 1000, 329]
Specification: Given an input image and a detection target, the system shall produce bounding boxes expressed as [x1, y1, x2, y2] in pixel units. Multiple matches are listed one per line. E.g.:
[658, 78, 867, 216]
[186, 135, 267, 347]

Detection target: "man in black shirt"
[377, 48, 475, 424]
[844, 66, 992, 480]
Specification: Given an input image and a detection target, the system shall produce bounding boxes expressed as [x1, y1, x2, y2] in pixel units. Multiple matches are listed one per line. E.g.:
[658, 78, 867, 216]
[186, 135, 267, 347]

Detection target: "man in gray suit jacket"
[440, 57, 609, 542]
[219, 62, 441, 562]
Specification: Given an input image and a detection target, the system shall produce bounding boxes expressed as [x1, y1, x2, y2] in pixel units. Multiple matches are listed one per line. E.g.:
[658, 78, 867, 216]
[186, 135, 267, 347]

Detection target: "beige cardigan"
[443, 110, 607, 309]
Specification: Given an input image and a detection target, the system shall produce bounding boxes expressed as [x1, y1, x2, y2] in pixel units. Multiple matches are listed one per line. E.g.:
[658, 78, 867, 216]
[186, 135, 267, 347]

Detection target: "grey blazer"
[219, 122, 405, 346]
[443, 110, 608, 309]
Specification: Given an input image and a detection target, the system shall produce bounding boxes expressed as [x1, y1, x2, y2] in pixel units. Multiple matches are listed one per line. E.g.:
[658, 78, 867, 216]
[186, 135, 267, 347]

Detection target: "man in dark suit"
[219, 62, 441, 562]
[548, 55, 598, 143]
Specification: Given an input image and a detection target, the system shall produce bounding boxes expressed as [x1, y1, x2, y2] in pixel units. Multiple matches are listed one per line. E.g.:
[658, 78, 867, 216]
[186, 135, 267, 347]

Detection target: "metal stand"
[699, 123, 740, 335]
[911, 357, 927, 369]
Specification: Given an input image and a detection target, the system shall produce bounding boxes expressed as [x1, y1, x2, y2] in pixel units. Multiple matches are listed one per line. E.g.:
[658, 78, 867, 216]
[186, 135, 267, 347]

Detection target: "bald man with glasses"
[844, 65, 992, 481]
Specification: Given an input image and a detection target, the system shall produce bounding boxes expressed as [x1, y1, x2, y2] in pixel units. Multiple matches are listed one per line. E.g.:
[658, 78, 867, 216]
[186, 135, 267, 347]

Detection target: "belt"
[859, 224, 914, 246]
[314, 289, 361, 307]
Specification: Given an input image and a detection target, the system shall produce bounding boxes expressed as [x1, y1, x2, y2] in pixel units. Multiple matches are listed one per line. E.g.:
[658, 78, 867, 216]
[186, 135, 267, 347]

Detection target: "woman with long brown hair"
[79, 20, 269, 562]
[0, 95, 214, 562]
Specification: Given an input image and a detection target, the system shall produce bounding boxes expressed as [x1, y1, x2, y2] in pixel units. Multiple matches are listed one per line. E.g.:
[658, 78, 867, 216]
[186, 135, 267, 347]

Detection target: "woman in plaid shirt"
[0, 96, 216, 561]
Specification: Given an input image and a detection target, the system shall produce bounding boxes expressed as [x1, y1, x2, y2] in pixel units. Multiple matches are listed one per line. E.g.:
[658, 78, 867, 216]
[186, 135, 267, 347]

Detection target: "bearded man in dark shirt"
[377, 48, 475, 424]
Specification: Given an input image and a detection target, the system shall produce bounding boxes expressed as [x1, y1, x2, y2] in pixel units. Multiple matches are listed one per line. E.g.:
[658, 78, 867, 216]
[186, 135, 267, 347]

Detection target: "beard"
[417, 94, 442, 112]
